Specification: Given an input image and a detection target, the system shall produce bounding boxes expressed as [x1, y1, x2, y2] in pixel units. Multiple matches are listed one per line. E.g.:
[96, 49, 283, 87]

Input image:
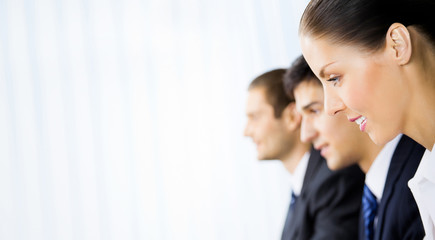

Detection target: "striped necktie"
[362, 184, 378, 240]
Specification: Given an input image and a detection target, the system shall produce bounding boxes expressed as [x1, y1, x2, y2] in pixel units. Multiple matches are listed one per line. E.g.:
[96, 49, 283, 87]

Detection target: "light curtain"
[0, 0, 308, 239]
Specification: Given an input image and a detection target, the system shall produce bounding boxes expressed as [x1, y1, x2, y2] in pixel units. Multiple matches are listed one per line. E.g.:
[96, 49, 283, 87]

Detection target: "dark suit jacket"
[358, 135, 425, 240]
[282, 149, 365, 240]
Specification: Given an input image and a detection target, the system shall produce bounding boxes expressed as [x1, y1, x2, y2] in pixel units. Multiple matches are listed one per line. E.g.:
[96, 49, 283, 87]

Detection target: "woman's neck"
[405, 88, 435, 150]
[403, 33, 435, 150]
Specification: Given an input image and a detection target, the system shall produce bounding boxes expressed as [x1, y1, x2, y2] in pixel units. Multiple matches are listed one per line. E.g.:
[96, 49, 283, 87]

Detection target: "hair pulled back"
[300, 0, 435, 51]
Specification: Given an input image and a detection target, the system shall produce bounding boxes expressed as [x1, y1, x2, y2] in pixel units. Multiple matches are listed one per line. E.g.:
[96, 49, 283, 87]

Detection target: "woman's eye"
[327, 76, 340, 86]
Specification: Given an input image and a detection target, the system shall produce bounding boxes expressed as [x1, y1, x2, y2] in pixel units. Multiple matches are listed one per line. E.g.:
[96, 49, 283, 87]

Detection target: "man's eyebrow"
[319, 62, 336, 78]
[302, 101, 322, 110]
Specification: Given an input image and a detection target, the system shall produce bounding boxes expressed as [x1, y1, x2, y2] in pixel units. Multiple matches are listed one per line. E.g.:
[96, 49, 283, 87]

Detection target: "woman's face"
[300, 34, 409, 145]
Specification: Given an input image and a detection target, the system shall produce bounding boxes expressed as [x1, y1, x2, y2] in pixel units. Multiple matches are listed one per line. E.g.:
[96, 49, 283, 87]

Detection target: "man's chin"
[326, 158, 340, 171]
[326, 157, 352, 171]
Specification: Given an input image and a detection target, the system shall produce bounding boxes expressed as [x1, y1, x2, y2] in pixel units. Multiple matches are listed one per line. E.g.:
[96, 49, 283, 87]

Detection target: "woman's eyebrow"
[319, 62, 336, 78]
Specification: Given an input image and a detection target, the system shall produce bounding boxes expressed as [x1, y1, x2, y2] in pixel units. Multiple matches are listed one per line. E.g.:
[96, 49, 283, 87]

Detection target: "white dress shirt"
[409, 143, 435, 240]
[290, 152, 310, 196]
[365, 134, 401, 228]
[365, 134, 401, 201]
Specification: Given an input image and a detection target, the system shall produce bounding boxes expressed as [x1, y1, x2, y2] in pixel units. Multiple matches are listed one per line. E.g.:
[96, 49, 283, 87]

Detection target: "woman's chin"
[368, 130, 398, 146]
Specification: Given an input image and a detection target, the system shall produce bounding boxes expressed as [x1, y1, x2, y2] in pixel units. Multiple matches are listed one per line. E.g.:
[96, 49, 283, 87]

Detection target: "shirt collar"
[408, 143, 435, 191]
[365, 134, 402, 202]
[421, 143, 435, 183]
[290, 151, 310, 196]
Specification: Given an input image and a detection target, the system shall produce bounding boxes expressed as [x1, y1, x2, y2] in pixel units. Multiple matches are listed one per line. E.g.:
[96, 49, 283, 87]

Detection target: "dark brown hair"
[283, 55, 319, 99]
[300, 0, 435, 51]
[249, 69, 291, 118]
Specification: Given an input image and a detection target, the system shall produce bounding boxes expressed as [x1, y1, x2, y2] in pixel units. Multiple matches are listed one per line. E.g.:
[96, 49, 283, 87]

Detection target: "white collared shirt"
[290, 152, 310, 196]
[409, 143, 435, 240]
[365, 134, 402, 202]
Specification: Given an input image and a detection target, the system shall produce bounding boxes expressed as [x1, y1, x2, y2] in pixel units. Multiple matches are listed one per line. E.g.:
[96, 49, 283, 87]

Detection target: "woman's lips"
[349, 115, 367, 132]
[348, 115, 362, 122]
[359, 118, 367, 132]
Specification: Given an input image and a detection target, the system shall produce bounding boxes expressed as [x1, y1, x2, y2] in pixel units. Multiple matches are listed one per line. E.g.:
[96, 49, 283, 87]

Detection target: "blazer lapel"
[301, 148, 322, 193]
[285, 148, 323, 239]
[375, 135, 416, 239]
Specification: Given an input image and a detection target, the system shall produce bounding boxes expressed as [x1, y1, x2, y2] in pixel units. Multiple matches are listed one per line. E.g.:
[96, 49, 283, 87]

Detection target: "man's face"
[244, 87, 294, 160]
[294, 80, 366, 170]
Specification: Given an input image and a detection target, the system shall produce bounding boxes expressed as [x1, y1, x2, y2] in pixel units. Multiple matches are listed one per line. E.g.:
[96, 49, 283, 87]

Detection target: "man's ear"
[386, 23, 412, 65]
[283, 102, 301, 131]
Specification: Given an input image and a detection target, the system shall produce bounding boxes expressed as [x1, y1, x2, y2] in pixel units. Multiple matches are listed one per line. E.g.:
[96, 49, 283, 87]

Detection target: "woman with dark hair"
[298, 0, 435, 238]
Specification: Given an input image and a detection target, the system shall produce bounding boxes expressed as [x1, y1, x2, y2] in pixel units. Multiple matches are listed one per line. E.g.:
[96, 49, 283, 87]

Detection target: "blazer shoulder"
[316, 164, 364, 205]
[302, 150, 364, 211]
[298, 150, 364, 240]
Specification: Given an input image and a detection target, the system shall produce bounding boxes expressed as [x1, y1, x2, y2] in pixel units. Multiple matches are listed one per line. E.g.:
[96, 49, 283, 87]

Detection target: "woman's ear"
[283, 102, 301, 131]
[386, 23, 412, 65]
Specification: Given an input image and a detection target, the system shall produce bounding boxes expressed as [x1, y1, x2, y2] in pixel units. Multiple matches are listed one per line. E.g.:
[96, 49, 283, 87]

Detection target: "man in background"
[244, 69, 364, 240]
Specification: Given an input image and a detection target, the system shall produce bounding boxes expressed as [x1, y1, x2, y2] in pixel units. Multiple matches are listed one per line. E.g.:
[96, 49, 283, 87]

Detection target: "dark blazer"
[359, 135, 425, 240]
[282, 148, 365, 240]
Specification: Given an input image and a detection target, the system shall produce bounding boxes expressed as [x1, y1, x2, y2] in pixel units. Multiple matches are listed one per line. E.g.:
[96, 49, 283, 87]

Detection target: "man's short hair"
[249, 69, 292, 118]
[283, 55, 320, 98]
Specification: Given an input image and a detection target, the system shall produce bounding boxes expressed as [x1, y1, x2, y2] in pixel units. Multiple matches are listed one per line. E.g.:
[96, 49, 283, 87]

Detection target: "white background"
[0, 0, 308, 239]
